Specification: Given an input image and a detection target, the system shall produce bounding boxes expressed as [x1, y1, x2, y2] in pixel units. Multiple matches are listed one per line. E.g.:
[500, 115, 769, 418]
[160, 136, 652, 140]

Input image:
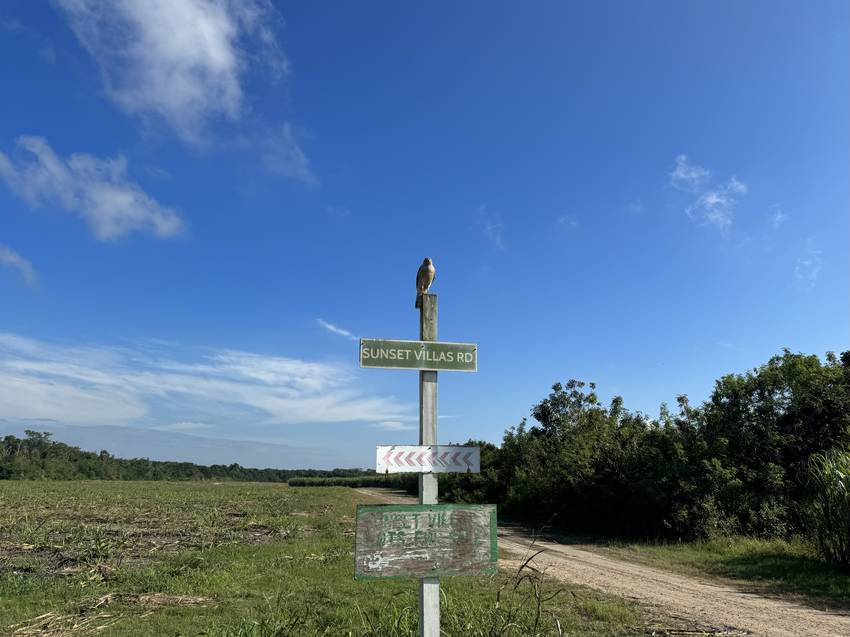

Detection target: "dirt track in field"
[355, 488, 850, 637]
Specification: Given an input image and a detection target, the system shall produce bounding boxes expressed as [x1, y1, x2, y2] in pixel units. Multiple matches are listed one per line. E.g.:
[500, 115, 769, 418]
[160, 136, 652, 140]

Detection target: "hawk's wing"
[416, 264, 429, 293]
[415, 264, 435, 308]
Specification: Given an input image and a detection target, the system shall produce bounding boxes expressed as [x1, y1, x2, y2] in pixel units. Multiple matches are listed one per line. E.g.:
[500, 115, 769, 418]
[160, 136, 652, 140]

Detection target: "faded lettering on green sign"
[359, 339, 477, 372]
[355, 504, 497, 580]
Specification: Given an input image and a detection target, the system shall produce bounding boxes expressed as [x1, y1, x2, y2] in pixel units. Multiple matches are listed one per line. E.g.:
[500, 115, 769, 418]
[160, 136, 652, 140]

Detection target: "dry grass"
[8, 592, 209, 636]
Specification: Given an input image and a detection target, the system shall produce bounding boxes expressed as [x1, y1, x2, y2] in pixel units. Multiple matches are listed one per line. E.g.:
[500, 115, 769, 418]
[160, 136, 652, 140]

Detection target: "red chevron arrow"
[463, 452, 472, 467]
[426, 451, 436, 466]
[383, 449, 394, 465]
[438, 452, 450, 466]
[416, 452, 426, 466]
[393, 451, 405, 466]
[404, 451, 416, 466]
[451, 451, 461, 465]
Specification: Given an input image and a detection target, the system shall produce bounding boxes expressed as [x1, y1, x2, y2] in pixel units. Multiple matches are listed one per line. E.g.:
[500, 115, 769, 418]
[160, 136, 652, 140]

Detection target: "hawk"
[415, 257, 436, 308]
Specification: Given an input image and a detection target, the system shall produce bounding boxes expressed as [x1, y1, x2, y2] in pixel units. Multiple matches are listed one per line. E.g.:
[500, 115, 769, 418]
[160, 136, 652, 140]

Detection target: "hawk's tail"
[415, 293, 422, 309]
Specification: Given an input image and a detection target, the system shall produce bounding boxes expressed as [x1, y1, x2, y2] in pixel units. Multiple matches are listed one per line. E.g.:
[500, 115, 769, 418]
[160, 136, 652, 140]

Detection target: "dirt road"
[355, 488, 850, 637]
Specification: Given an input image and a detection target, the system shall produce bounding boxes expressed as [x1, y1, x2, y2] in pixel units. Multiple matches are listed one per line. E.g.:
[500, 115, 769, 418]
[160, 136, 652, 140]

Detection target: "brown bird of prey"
[415, 257, 436, 308]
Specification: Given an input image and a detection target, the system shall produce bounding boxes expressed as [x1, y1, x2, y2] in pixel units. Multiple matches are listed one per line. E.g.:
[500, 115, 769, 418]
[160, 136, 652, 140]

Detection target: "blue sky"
[1, 1, 847, 469]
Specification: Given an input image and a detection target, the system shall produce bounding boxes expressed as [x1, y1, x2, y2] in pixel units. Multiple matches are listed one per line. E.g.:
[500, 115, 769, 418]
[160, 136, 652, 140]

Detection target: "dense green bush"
[808, 449, 850, 566]
[440, 350, 850, 555]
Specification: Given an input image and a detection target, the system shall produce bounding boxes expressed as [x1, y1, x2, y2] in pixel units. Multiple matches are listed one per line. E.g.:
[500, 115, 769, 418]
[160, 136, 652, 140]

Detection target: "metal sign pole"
[418, 293, 439, 637]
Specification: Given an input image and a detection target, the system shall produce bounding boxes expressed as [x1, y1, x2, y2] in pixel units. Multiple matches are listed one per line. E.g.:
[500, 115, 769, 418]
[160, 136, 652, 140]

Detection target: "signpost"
[376, 445, 480, 474]
[357, 283, 492, 637]
[360, 338, 477, 372]
[355, 504, 497, 580]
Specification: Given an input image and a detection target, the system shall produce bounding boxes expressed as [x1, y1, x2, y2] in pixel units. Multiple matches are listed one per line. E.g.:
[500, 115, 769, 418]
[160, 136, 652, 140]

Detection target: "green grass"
[595, 535, 850, 611]
[0, 481, 643, 636]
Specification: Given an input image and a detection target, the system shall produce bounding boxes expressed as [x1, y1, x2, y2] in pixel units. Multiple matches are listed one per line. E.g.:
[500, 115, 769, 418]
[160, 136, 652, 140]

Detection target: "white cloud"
[144, 165, 172, 180]
[0, 333, 409, 426]
[794, 242, 822, 289]
[671, 155, 747, 229]
[317, 319, 357, 341]
[151, 421, 215, 432]
[0, 136, 183, 240]
[55, 0, 286, 144]
[556, 214, 578, 227]
[0, 245, 38, 285]
[261, 122, 317, 185]
[369, 421, 416, 431]
[478, 205, 504, 249]
[669, 155, 711, 192]
[685, 177, 747, 229]
[770, 205, 787, 229]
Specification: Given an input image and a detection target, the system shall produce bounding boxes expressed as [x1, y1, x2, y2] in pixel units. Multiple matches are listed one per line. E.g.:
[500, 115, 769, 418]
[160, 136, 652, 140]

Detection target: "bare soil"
[356, 488, 850, 637]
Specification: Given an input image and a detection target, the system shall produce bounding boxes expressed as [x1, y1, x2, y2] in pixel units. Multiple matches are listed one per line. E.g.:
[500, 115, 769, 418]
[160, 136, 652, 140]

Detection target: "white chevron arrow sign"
[376, 445, 480, 474]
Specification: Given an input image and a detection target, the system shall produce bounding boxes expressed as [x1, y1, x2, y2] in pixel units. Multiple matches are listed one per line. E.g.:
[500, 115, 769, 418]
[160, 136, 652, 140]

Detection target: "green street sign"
[355, 504, 497, 580]
[359, 339, 477, 372]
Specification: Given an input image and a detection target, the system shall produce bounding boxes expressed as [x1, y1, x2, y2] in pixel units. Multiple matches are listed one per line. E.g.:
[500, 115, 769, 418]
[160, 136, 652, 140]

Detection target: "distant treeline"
[0, 432, 371, 482]
[436, 350, 850, 565]
[289, 475, 417, 489]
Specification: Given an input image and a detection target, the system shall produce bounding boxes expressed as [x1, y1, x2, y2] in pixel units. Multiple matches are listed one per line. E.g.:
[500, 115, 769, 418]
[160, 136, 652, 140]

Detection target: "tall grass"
[208, 550, 627, 637]
[808, 449, 850, 567]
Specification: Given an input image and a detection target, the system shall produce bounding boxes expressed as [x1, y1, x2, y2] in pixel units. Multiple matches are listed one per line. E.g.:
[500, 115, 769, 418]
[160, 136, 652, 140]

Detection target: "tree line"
[438, 350, 850, 565]
[0, 431, 371, 482]
[288, 475, 415, 488]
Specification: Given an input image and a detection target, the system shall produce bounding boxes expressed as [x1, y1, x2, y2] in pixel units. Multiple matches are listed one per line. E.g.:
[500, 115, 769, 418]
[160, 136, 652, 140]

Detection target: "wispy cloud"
[151, 421, 215, 432]
[0, 333, 409, 426]
[38, 46, 56, 64]
[0, 136, 183, 240]
[793, 241, 822, 289]
[369, 421, 416, 431]
[261, 122, 317, 185]
[669, 155, 710, 192]
[770, 205, 787, 229]
[317, 319, 357, 341]
[478, 205, 504, 249]
[625, 199, 644, 215]
[143, 165, 172, 180]
[556, 214, 578, 227]
[0, 245, 38, 285]
[685, 177, 747, 229]
[670, 155, 747, 229]
[54, 0, 286, 145]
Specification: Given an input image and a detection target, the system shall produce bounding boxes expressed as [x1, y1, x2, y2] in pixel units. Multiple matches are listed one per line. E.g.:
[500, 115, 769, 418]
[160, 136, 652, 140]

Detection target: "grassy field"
[595, 536, 850, 612]
[0, 481, 645, 636]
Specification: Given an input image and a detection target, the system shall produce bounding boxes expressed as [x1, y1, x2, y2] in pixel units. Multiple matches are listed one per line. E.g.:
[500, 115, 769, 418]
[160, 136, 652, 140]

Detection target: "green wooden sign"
[359, 338, 477, 372]
[354, 504, 497, 580]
